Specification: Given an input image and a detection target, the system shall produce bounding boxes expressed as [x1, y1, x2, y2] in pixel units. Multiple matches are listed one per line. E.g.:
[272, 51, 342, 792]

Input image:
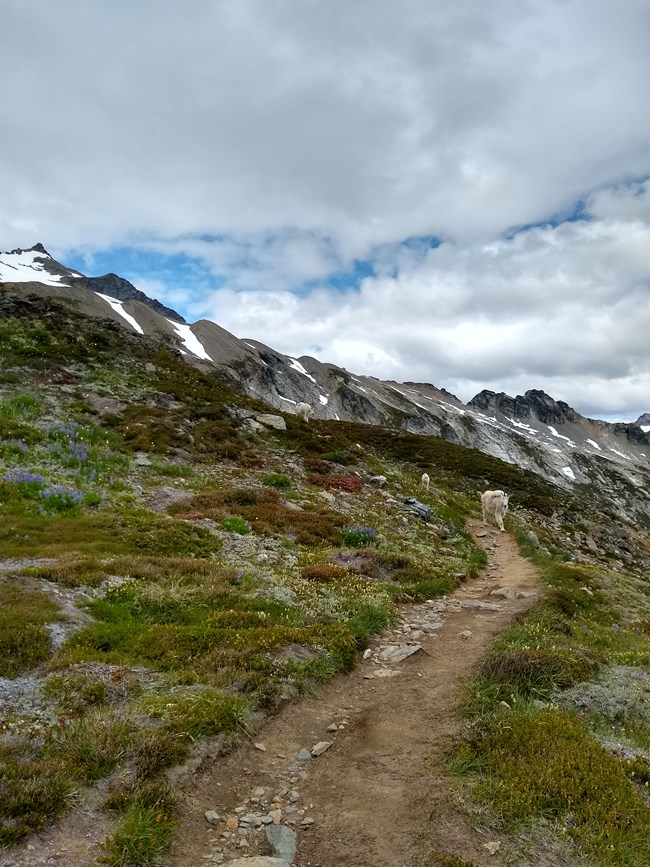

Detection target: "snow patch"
[319, 394, 329, 405]
[288, 357, 317, 384]
[641, 425, 650, 433]
[278, 395, 296, 404]
[561, 466, 576, 481]
[609, 448, 630, 460]
[166, 320, 212, 360]
[0, 249, 73, 286]
[586, 439, 601, 450]
[507, 417, 538, 433]
[96, 293, 144, 334]
[548, 425, 576, 446]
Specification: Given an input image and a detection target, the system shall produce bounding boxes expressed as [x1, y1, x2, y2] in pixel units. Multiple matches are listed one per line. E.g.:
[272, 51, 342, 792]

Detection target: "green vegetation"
[7, 289, 650, 865]
[0, 583, 63, 676]
[262, 472, 292, 490]
[461, 710, 650, 865]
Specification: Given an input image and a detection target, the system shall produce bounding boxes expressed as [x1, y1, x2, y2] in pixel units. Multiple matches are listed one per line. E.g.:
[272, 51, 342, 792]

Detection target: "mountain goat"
[421, 472, 430, 491]
[481, 490, 509, 532]
[295, 402, 314, 422]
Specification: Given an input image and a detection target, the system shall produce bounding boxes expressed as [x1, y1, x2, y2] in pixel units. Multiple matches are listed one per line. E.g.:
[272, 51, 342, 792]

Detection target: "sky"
[2, 0, 650, 421]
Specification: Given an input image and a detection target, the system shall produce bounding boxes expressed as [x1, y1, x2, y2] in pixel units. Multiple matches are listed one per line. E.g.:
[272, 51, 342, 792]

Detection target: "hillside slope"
[1, 290, 650, 866]
[2, 245, 650, 513]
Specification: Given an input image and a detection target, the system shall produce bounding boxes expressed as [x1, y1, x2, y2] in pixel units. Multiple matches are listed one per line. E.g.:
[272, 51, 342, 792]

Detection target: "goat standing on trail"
[421, 472, 430, 491]
[480, 489, 509, 532]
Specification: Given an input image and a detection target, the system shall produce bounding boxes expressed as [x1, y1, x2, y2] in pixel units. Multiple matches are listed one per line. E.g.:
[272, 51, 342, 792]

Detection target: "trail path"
[168, 522, 542, 867]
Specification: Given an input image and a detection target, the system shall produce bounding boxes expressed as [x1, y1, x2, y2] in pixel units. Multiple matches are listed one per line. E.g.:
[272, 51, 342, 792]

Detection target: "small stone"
[363, 673, 375, 679]
[254, 742, 267, 752]
[205, 810, 221, 825]
[476, 530, 488, 538]
[288, 790, 299, 803]
[265, 824, 297, 863]
[459, 599, 501, 611]
[269, 809, 282, 824]
[301, 817, 315, 826]
[297, 748, 312, 761]
[459, 630, 473, 639]
[483, 841, 501, 855]
[220, 859, 289, 867]
[362, 648, 373, 660]
[326, 722, 339, 732]
[226, 815, 239, 831]
[311, 741, 333, 757]
[490, 586, 524, 600]
[377, 644, 424, 663]
[260, 815, 273, 825]
[253, 786, 266, 798]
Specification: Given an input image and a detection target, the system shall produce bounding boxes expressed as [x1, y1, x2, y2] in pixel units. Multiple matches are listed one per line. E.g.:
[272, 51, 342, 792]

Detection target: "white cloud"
[195, 204, 650, 419]
[1, 0, 649, 253]
[1, 0, 650, 419]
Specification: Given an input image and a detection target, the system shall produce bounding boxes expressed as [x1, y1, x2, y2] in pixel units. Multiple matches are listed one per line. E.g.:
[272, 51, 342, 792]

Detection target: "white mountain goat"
[480, 490, 510, 532]
[421, 472, 430, 491]
[295, 402, 314, 422]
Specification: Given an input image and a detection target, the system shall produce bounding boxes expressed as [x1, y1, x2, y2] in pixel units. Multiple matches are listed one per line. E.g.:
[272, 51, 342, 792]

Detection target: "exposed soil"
[166, 521, 542, 867]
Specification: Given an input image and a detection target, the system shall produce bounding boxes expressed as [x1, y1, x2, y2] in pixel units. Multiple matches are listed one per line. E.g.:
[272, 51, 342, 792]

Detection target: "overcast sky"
[2, 0, 650, 420]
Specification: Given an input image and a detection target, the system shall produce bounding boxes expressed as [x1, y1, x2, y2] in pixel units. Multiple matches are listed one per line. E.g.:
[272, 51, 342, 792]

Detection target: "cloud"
[2, 0, 649, 254]
[2, 0, 650, 419]
[193, 201, 650, 419]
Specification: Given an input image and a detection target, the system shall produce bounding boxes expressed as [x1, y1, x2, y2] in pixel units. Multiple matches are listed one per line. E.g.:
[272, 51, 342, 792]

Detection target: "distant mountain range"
[3, 243, 650, 517]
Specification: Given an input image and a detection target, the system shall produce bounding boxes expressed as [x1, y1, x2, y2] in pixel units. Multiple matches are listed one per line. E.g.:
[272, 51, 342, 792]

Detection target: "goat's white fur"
[421, 472, 430, 491]
[295, 402, 314, 422]
[480, 489, 509, 532]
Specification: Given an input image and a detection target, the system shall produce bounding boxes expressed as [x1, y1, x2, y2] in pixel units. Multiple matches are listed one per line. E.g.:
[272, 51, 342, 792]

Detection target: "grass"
[465, 709, 650, 866]
[0, 582, 63, 676]
[100, 782, 177, 867]
[171, 485, 344, 546]
[0, 743, 77, 846]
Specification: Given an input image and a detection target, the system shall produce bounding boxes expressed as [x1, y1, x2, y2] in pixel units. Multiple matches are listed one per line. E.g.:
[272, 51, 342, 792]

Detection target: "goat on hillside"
[295, 402, 314, 422]
[480, 489, 509, 532]
[421, 472, 430, 491]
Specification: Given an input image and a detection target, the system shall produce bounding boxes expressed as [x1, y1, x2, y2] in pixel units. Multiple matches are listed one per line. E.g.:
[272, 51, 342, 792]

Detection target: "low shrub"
[140, 688, 247, 738]
[480, 646, 598, 696]
[301, 563, 350, 582]
[466, 709, 650, 864]
[321, 449, 352, 464]
[262, 472, 292, 490]
[0, 583, 62, 677]
[221, 515, 252, 534]
[100, 781, 177, 867]
[0, 745, 75, 846]
[341, 525, 377, 547]
[308, 473, 363, 492]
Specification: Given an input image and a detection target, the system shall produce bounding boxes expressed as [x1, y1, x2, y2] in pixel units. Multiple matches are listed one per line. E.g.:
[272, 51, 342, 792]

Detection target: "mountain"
[0, 243, 184, 323]
[2, 243, 650, 519]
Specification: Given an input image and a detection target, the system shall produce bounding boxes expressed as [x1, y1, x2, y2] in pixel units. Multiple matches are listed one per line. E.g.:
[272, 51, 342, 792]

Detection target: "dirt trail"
[168, 522, 542, 867]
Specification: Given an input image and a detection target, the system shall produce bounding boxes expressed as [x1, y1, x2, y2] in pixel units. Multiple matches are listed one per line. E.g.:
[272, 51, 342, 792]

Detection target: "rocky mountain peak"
[82, 273, 185, 324]
[635, 412, 650, 428]
[468, 388, 581, 425]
